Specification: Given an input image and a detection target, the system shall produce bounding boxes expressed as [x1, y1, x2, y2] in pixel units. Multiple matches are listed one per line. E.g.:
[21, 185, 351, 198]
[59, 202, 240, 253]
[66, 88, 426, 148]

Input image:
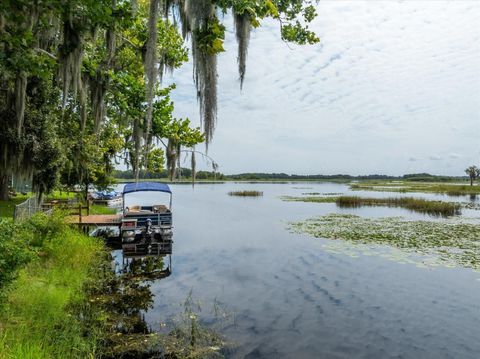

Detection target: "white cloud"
[165, 0, 480, 176]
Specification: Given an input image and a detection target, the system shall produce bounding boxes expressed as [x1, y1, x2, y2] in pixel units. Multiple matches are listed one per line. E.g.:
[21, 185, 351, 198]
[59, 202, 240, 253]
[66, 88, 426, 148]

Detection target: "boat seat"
[153, 205, 168, 213]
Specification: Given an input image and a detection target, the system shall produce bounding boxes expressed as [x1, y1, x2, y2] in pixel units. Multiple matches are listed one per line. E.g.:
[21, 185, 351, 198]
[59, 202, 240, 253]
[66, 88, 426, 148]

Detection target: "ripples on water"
[119, 182, 480, 359]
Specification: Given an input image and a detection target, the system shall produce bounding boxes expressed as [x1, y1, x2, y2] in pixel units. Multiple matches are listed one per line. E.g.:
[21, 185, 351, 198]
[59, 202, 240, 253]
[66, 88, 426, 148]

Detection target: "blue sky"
[164, 0, 480, 176]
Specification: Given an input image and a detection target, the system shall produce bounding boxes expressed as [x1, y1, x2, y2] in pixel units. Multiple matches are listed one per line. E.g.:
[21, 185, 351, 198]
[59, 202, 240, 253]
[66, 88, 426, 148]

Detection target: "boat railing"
[123, 212, 172, 227]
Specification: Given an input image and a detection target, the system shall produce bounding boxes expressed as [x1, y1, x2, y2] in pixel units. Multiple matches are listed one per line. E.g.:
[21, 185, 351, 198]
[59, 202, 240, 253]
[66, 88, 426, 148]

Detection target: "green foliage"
[147, 148, 166, 174]
[1, 0, 319, 196]
[194, 17, 226, 55]
[0, 219, 34, 293]
[465, 165, 480, 185]
[281, 20, 319, 44]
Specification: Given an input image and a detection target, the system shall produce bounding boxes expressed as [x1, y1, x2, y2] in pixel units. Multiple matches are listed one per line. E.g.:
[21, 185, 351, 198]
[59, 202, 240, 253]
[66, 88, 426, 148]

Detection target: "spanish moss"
[144, 0, 161, 145]
[59, 20, 84, 107]
[191, 150, 196, 185]
[177, 0, 217, 147]
[234, 13, 251, 89]
[14, 73, 27, 136]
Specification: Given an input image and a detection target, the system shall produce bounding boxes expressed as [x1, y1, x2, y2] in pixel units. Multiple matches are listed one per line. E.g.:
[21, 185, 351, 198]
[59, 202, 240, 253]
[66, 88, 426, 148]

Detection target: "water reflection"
[119, 254, 172, 281]
[100, 254, 169, 358]
[139, 182, 480, 359]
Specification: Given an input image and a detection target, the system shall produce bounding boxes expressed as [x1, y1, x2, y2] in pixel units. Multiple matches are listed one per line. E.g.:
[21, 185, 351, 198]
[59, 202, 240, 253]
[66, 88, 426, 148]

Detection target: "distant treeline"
[227, 172, 467, 182]
[114, 170, 467, 182]
[113, 169, 225, 180]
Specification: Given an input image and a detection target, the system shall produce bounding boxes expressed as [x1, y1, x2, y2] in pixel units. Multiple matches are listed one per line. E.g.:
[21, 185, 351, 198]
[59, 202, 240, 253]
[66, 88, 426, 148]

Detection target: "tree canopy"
[0, 0, 319, 199]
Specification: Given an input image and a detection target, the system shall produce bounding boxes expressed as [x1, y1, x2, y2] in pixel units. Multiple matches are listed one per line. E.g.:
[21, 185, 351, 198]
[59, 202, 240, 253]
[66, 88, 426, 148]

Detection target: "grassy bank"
[350, 181, 480, 195]
[0, 213, 227, 358]
[290, 214, 480, 269]
[0, 214, 105, 358]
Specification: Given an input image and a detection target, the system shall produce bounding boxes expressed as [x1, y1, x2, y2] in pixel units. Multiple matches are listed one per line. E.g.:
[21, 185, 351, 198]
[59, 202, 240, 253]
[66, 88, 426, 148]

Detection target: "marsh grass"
[351, 181, 480, 196]
[281, 194, 461, 217]
[336, 196, 461, 217]
[290, 213, 480, 269]
[281, 196, 338, 203]
[228, 190, 263, 197]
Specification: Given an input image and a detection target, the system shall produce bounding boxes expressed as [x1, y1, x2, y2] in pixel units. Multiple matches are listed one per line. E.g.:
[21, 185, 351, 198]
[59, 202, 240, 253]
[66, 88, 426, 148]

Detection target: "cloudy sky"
[165, 0, 480, 176]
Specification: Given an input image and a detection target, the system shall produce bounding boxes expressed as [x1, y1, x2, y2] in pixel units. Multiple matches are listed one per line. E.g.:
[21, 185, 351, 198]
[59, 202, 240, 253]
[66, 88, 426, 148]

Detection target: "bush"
[0, 220, 34, 294]
[0, 212, 67, 295]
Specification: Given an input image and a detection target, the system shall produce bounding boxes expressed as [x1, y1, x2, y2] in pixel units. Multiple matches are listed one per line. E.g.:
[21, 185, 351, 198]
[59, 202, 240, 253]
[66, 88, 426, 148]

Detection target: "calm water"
[118, 182, 480, 359]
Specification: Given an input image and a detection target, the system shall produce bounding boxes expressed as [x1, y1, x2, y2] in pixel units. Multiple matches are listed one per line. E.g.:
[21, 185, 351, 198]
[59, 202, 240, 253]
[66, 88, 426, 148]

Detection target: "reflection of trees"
[85, 254, 227, 358]
[121, 255, 171, 281]
[88, 255, 170, 358]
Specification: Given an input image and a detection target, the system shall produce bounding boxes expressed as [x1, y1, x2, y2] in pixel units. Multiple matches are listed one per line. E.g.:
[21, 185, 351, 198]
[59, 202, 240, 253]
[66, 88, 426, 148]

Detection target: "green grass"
[350, 180, 480, 195]
[45, 190, 77, 201]
[0, 195, 30, 218]
[336, 196, 461, 217]
[290, 213, 480, 269]
[0, 191, 78, 219]
[0, 214, 106, 358]
[89, 204, 118, 215]
[228, 190, 263, 197]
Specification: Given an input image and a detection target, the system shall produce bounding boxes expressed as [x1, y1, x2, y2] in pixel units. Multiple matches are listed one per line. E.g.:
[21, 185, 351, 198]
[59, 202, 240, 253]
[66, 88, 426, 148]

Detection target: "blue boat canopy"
[123, 182, 172, 195]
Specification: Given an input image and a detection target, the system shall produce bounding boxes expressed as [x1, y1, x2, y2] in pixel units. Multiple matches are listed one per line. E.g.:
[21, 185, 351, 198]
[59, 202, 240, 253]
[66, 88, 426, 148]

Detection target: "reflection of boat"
[121, 182, 173, 257]
[91, 190, 123, 206]
[90, 226, 121, 247]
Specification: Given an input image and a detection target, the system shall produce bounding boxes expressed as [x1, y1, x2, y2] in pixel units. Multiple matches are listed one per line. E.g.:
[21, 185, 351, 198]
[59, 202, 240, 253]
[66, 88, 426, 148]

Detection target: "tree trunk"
[470, 176, 474, 186]
[0, 174, 10, 201]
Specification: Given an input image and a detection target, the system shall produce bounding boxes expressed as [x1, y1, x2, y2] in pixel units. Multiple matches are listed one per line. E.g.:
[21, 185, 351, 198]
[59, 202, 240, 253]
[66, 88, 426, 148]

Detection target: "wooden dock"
[67, 214, 123, 226]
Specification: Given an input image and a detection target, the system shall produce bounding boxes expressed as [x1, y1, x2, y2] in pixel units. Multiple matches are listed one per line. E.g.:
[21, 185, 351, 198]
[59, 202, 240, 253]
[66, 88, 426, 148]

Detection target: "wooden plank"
[66, 214, 123, 225]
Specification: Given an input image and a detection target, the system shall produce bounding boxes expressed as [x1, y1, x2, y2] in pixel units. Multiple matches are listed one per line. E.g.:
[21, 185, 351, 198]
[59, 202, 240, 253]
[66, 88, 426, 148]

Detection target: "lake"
[116, 182, 480, 358]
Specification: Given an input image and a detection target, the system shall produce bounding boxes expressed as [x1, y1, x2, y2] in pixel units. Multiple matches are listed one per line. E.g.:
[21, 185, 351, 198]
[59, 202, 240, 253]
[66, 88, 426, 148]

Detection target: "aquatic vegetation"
[282, 194, 462, 217]
[228, 190, 263, 197]
[281, 195, 338, 203]
[336, 196, 461, 217]
[290, 214, 480, 270]
[158, 292, 233, 358]
[350, 181, 480, 195]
